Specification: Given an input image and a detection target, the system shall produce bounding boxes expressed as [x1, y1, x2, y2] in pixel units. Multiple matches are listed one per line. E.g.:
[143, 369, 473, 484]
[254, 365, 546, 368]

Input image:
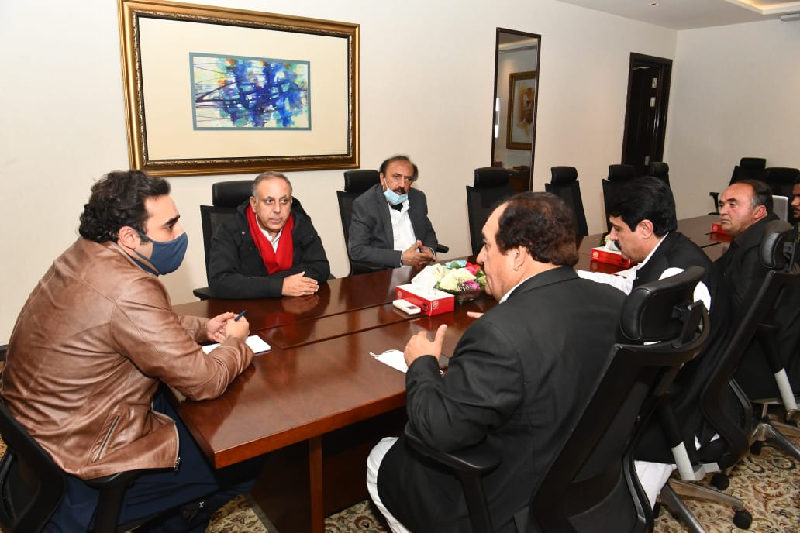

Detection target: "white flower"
[438, 268, 476, 291]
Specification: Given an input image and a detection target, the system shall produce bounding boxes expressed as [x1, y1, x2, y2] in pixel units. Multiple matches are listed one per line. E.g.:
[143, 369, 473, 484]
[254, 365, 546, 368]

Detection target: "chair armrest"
[86, 470, 153, 533]
[404, 422, 499, 476]
[404, 422, 499, 532]
[436, 244, 449, 254]
[193, 286, 213, 301]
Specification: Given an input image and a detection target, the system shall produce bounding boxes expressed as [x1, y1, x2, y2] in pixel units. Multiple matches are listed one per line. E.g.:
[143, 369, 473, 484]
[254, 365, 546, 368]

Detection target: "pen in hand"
[234, 310, 247, 322]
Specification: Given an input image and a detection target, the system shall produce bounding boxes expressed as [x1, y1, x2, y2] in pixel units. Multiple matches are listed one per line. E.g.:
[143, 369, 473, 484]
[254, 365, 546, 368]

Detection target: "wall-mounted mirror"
[491, 28, 541, 193]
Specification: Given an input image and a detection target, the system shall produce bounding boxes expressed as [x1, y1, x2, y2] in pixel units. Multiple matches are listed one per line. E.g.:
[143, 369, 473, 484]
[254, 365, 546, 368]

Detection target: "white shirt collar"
[499, 274, 536, 304]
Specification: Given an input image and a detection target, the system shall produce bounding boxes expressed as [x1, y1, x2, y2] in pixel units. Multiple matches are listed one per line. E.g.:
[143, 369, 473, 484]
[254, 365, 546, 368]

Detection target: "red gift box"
[590, 247, 634, 269]
[395, 284, 455, 316]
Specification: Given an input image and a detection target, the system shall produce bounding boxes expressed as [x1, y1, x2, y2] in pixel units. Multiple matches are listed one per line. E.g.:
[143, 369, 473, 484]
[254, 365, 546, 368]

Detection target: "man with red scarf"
[209, 172, 330, 299]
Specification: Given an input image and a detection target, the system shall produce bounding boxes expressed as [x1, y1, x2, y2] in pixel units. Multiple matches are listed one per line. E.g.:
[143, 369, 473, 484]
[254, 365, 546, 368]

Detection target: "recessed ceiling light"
[650, 2, 659, 5]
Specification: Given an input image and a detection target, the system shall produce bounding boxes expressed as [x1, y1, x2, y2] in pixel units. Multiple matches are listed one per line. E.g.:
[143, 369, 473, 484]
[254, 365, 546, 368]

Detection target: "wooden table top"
[177, 292, 496, 468]
[172, 266, 419, 333]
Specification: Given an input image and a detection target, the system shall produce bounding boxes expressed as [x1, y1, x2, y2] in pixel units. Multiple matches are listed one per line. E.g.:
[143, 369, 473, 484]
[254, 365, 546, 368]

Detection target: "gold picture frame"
[505, 70, 537, 151]
[118, 0, 359, 176]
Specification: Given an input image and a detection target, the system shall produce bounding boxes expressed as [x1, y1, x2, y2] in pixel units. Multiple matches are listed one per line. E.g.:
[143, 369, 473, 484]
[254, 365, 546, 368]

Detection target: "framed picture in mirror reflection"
[506, 71, 537, 150]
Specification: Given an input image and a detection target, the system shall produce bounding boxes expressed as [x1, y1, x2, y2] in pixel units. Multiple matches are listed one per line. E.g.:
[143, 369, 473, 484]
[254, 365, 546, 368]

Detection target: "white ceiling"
[553, 0, 800, 30]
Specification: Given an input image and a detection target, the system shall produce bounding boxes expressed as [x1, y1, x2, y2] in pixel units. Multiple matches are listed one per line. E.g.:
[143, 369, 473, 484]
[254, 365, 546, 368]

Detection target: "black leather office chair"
[337, 170, 386, 276]
[762, 167, 800, 204]
[655, 220, 797, 532]
[0, 398, 158, 533]
[466, 168, 516, 256]
[545, 166, 589, 237]
[741, 223, 800, 461]
[193, 180, 253, 299]
[647, 162, 670, 188]
[602, 164, 639, 230]
[709, 157, 767, 214]
[337, 170, 448, 275]
[405, 267, 709, 533]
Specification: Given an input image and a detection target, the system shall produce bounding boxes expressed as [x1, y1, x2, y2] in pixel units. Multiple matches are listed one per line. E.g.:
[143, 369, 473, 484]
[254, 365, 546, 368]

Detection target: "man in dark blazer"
[579, 177, 729, 507]
[714, 180, 800, 399]
[348, 155, 439, 270]
[208, 172, 330, 299]
[367, 192, 625, 532]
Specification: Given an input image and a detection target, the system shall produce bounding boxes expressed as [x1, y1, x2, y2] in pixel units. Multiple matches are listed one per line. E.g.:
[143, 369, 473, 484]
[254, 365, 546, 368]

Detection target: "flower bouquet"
[432, 260, 487, 303]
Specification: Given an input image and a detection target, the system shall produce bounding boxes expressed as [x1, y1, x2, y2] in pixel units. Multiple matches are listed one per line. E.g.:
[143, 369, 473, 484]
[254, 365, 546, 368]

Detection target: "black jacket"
[208, 198, 330, 299]
[715, 213, 800, 398]
[378, 268, 625, 532]
[714, 213, 779, 322]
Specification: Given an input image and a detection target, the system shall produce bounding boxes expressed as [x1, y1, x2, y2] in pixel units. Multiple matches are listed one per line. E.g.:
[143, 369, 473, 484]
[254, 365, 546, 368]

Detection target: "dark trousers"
[47, 387, 264, 532]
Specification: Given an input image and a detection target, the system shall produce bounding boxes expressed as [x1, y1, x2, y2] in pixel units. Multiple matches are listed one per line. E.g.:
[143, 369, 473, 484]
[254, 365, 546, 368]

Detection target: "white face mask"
[384, 188, 408, 206]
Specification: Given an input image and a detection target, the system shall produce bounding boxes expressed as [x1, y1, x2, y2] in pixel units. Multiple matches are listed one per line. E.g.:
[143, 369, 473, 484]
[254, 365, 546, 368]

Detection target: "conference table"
[170, 213, 727, 533]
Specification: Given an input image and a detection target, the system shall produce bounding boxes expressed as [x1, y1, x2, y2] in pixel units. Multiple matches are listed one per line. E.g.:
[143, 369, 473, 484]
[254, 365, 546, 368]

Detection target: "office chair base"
[663, 479, 752, 530]
[772, 420, 800, 437]
[659, 483, 706, 533]
[751, 421, 800, 462]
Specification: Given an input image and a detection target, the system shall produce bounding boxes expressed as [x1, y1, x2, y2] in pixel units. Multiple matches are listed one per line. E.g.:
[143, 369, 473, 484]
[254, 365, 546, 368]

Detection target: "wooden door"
[621, 53, 672, 176]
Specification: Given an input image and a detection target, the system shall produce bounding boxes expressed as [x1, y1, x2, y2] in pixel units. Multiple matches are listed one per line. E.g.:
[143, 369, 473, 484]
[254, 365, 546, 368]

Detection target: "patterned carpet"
[0, 427, 797, 532]
[206, 425, 800, 533]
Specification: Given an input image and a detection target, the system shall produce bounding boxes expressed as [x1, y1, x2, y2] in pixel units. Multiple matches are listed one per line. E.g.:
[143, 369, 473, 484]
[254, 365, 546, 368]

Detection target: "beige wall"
[1, 0, 682, 341]
[664, 19, 800, 219]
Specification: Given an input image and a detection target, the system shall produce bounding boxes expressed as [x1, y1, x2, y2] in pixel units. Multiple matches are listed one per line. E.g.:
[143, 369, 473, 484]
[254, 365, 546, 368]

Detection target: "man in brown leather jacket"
[1, 170, 261, 532]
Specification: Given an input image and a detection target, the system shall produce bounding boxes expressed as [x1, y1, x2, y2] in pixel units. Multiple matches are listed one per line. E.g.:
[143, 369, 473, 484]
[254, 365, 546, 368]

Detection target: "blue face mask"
[384, 188, 408, 206]
[133, 232, 189, 276]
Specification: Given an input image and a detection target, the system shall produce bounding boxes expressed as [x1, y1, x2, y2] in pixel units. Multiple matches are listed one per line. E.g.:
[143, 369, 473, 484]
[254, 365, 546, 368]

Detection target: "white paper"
[370, 349, 408, 373]
[202, 335, 271, 355]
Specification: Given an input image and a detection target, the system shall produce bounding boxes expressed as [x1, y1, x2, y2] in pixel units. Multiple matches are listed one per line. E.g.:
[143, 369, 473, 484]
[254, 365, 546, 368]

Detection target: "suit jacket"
[633, 232, 719, 300]
[714, 213, 779, 323]
[378, 267, 625, 532]
[348, 184, 438, 269]
[1, 239, 252, 479]
[714, 213, 800, 398]
[208, 198, 330, 299]
[631, 232, 733, 459]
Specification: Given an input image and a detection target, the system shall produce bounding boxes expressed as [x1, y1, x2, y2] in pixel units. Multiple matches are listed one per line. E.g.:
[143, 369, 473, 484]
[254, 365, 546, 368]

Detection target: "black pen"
[234, 310, 247, 321]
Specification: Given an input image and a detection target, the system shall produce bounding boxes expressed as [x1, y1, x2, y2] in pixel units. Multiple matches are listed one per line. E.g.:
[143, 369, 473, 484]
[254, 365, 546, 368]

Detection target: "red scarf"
[246, 208, 294, 274]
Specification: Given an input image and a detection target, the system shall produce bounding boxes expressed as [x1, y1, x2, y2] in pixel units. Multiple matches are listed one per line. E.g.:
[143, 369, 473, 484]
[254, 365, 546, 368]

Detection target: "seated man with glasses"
[348, 155, 440, 270]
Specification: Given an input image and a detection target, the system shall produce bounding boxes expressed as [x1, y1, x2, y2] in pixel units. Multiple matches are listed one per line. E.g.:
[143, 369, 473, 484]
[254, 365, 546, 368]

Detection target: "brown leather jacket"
[1, 239, 253, 479]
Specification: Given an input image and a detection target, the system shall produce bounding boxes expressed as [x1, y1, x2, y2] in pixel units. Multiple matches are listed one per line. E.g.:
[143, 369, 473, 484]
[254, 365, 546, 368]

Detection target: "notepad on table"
[370, 349, 408, 373]
[202, 335, 271, 355]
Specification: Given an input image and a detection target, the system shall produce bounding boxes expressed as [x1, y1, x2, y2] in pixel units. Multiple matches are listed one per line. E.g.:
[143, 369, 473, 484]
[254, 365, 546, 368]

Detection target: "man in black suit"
[715, 180, 800, 398]
[578, 177, 728, 507]
[579, 177, 716, 308]
[367, 192, 625, 532]
[715, 180, 778, 318]
[348, 155, 439, 270]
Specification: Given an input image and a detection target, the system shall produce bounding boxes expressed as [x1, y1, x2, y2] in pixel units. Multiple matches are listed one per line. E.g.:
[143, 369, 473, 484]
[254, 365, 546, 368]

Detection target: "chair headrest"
[760, 219, 794, 270]
[647, 162, 669, 177]
[763, 167, 800, 184]
[550, 166, 578, 185]
[344, 170, 380, 193]
[474, 167, 511, 188]
[608, 164, 637, 181]
[740, 157, 767, 170]
[212, 180, 252, 208]
[619, 266, 705, 343]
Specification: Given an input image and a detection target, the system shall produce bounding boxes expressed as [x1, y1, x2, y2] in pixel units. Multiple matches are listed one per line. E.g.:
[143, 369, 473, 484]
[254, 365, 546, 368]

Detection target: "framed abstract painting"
[118, 0, 359, 176]
[506, 70, 537, 150]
